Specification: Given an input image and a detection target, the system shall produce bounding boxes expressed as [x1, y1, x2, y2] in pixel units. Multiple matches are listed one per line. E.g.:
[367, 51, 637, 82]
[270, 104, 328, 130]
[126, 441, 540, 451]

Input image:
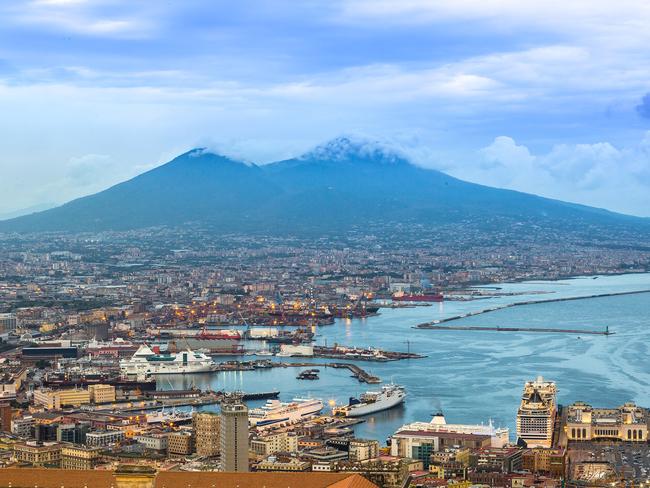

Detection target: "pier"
[415, 324, 613, 335]
[270, 361, 382, 384]
[415, 289, 650, 330]
[312, 345, 424, 361]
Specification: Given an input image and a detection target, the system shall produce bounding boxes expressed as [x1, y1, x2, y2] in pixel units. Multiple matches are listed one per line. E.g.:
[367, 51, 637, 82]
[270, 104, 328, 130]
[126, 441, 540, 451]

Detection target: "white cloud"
[336, 0, 650, 39]
[7, 0, 154, 38]
[441, 133, 650, 216]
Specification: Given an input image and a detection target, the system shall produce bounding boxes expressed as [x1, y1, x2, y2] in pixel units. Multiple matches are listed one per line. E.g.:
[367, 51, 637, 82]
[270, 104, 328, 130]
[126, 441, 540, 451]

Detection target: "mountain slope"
[0, 138, 646, 234]
[1, 149, 280, 232]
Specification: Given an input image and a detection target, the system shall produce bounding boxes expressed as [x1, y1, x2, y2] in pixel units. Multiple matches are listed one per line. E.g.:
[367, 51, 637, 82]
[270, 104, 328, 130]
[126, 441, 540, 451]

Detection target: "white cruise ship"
[333, 384, 406, 417]
[249, 398, 324, 427]
[120, 344, 217, 376]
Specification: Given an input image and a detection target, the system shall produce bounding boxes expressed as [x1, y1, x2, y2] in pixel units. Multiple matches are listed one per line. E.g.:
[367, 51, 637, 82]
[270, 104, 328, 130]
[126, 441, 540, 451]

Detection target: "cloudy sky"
[1, 0, 650, 216]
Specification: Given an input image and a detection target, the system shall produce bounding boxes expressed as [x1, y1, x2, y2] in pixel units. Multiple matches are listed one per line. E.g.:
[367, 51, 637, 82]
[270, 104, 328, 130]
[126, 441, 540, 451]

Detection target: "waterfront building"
[516, 376, 557, 447]
[193, 411, 220, 457]
[565, 401, 648, 442]
[33, 387, 91, 409]
[220, 399, 249, 472]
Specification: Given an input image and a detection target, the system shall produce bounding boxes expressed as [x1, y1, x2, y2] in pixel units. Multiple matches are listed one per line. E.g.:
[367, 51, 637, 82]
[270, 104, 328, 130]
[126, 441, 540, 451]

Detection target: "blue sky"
[1, 0, 650, 216]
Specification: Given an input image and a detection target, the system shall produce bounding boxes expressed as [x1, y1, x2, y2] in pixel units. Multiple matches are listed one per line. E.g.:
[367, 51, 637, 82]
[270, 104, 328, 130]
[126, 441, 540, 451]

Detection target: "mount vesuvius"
[1, 137, 647, 236]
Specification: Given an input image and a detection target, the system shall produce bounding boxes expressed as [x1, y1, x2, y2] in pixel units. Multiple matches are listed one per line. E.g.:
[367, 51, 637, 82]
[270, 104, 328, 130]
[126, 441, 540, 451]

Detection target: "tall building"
[0, 402, 12, 432]
[516, 376, 557, 448]
[193, 412, 220, 457]
[220, 399, 249, 472]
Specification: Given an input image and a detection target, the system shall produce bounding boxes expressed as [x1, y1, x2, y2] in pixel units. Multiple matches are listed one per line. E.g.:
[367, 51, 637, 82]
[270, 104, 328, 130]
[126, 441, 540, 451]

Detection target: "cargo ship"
[392, 291, 443, 302]
[249, 397, 324, 427]
[155, 327, 244, 354]
[333, 384, 406, 417]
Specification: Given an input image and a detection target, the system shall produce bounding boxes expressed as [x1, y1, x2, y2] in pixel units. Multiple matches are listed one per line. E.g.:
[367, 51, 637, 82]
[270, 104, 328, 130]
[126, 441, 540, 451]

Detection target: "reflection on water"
[162, 273, 650, 444]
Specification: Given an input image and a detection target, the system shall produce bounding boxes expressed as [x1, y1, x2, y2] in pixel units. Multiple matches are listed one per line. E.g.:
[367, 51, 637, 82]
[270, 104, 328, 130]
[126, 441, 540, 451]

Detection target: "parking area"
[568, 442, 650, 481]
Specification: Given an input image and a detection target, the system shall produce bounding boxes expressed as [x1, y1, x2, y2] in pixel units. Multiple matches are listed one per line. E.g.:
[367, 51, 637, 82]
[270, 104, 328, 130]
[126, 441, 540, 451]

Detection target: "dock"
[270, 361, 382, 384]
[312, 345, 424, 361]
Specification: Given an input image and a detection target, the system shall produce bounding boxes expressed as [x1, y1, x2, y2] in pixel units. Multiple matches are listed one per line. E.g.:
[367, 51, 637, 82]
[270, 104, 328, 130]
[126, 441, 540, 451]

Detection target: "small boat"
[297, 369, 319, 380]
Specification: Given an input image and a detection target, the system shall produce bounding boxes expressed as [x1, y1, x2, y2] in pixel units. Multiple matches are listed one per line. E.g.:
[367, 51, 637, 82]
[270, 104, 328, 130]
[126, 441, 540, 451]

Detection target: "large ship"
[146, 406, 194, 425]
[120, 344, 217, 376]
[151, 327, 244, 354]
[333, 384, 406, 417]
[392, 291, 444, 302]
[249, 397, 324, 427]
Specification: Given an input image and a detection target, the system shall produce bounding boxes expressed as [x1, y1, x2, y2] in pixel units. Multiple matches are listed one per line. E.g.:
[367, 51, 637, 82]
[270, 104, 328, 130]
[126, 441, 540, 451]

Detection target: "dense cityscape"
[0, 231, 648, 487]
[3, 0, 650, 487]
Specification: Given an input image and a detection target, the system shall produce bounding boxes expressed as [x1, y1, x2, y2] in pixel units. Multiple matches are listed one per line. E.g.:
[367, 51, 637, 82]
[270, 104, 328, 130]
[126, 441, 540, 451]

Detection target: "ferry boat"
[333, 384, 406, 417]
[249, 398, 324, 427]
[120, 344, 217, 376]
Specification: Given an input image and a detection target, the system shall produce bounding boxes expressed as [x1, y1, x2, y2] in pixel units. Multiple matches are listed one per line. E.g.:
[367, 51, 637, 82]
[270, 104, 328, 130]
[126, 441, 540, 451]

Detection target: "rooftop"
[0, 468, 378, 488]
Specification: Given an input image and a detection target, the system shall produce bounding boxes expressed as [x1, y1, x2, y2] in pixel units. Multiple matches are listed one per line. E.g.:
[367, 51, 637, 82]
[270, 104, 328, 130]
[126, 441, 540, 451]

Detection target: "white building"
[134, 432, 169, 451]
[85, 430, 125, 447]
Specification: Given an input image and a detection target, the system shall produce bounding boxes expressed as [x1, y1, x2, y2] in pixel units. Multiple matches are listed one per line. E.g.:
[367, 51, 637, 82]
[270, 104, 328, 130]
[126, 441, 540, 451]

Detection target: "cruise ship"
[120, 344, 217, 376]
[333, 384, 406, 417]
[249, 398, 324, 427]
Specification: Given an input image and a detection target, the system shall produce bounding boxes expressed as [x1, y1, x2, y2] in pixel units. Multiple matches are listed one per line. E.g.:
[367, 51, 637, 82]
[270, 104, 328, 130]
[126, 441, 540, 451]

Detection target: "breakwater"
[415, 289, 650, 330]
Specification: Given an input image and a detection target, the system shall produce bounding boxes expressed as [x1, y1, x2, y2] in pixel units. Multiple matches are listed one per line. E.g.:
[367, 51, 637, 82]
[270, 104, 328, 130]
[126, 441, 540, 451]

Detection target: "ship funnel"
[431, 412, 446, 425]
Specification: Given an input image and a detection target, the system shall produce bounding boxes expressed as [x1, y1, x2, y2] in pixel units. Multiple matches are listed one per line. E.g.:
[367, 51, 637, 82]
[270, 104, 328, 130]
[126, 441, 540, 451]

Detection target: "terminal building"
[565, 401, 648, 442]
[516, 376, 557, 448]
